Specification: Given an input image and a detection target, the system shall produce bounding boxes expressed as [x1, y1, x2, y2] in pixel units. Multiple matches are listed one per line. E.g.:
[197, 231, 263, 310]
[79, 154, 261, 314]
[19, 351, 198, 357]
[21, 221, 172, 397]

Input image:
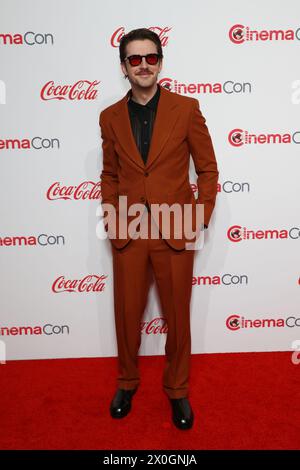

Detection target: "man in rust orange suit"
[99, 28, 218, 430]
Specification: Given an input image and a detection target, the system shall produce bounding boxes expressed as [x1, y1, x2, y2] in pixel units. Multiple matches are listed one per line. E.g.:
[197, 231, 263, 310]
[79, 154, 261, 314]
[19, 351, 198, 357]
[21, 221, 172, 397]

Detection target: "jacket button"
[140, 196, 146, 202]
[144, 172, 149, 177]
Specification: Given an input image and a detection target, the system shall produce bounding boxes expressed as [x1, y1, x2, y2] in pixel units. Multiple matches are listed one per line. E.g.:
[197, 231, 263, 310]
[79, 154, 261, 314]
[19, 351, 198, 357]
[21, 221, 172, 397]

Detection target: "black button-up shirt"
[127, 84, 160, 165]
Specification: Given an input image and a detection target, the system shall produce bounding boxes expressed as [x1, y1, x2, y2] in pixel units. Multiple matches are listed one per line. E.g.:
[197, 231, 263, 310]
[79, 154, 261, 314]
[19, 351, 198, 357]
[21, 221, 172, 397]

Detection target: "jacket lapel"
[111, 84, 179, 170]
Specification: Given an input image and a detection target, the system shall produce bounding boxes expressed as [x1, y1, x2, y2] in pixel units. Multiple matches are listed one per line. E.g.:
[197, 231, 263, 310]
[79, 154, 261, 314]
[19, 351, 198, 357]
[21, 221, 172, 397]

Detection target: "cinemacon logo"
[227, 225, 300, 242]
[228, 129, 300, 146]
[229, 24, 300, 43]
[0, 324, 70, 336]
[218, 181, 250, 193]
[159, 78, 251, 95]
[0, 32, 54, 46]
[110, 26, 171, 47]
[226, 315, 300, 330]
[0, 233, 65, 247]
[0, 136, 60, 150]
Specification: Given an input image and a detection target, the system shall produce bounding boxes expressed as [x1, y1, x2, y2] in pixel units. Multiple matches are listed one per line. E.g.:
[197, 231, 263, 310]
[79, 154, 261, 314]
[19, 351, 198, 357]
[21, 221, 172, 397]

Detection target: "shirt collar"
[128, 83, 160, 110]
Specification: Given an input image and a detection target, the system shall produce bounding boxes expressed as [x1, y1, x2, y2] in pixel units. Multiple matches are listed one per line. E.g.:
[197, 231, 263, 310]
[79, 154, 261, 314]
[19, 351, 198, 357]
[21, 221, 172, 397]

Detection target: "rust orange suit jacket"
[99, 83, 219, 250]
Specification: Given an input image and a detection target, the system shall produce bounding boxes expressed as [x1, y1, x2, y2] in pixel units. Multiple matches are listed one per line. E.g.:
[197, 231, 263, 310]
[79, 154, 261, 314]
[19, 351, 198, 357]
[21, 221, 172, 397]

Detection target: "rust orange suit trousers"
[111, 208, 195, 399]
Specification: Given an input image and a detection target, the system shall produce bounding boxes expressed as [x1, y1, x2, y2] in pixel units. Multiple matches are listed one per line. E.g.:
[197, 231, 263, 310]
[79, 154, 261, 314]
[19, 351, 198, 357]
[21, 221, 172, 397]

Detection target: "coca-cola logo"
[40, 80, 100, 101]
[52, 275, 107, 293]
[141, 317, 168, 334]
[110, 26, 172, 48]
[47, 181, 101, 200]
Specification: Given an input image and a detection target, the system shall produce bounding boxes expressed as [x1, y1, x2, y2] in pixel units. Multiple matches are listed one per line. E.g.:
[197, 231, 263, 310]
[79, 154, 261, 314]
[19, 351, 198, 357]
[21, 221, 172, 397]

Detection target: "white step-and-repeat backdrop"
[1, 0, 299, 361]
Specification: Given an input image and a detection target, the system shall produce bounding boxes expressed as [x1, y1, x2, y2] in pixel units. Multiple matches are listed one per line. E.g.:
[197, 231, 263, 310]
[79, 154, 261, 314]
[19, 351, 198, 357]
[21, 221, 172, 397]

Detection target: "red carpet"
[1, 352, 299, 450]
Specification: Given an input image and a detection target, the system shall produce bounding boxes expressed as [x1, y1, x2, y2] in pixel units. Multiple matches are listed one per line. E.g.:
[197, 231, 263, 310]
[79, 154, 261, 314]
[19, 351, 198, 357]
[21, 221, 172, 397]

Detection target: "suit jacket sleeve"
[187, 99, 219, 227]
[99, 111, 120, 232]
[99, 110, 119, 210]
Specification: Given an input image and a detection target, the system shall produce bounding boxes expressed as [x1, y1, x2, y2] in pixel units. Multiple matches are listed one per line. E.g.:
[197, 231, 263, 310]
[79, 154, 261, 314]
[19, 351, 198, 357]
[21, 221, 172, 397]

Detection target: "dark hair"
[119, 28, 163, 63]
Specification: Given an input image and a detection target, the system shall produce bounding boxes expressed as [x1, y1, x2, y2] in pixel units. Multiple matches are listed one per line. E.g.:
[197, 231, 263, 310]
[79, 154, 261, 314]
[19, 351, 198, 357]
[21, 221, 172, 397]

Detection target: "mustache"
[136, 71, 152, 75]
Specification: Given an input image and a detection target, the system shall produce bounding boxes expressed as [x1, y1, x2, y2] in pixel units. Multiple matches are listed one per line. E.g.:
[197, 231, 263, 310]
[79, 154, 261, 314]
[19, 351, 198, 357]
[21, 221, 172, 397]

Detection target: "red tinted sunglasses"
[125, 53, 161, 67]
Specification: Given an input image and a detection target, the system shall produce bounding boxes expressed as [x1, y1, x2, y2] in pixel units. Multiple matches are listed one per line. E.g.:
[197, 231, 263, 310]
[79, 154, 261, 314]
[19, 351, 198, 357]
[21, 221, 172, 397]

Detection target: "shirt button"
[144, 120, 148, 124]
[144, 141, 148, 145]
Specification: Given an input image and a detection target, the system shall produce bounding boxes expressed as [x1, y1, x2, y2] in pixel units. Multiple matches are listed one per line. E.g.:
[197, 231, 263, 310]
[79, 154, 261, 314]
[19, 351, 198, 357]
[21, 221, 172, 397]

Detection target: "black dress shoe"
[110, 388, 137, 419]
[169, 397, 194, 430]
